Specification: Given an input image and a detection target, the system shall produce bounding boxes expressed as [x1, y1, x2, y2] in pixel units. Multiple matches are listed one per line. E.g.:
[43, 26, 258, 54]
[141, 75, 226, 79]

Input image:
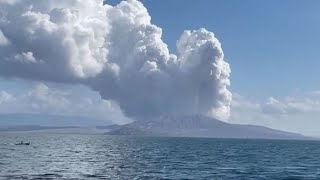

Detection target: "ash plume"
[0, 0, 232, 121]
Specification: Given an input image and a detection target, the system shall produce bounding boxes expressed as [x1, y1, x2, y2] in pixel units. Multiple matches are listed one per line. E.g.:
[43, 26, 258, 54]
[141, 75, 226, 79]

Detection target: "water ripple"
[0, 134, 320, 179]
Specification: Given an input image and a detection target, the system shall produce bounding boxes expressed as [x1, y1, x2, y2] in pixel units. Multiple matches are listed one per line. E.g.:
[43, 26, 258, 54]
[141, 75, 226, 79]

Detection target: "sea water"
[0, 134, 320, 179]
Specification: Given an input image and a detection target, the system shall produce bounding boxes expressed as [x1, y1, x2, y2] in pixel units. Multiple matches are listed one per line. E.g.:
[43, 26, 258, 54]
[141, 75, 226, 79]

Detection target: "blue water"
[0, 134, 320, 179]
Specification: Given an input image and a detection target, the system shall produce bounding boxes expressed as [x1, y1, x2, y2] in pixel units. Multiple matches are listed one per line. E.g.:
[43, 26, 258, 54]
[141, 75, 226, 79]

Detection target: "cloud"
[230, 93, 320, 136]
[0, 0, 232, 121]
[0, 0, 19, 4]
[229, 94, 269, 125]
[14, 51, 42, 64]
[0, 90, 13, 103]
[0, 83, 130, 124]
[261, 94, 320, 116]
[0, 0, 109, 81]
[231, 93, 320, 122]
[0, 29, 10, 46]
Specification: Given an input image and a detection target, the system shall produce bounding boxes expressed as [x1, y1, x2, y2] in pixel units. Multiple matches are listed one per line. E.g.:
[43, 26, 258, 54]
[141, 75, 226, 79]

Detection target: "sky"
[130, 0, 320, 99]
[0, 0, 320, 136]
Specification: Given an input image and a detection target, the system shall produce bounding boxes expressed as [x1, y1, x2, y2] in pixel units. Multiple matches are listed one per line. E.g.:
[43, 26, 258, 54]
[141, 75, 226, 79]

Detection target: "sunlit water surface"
[1, 134, 320, 179]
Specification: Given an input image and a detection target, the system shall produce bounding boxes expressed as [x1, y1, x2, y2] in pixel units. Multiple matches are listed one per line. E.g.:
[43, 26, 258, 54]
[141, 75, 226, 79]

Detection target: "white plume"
[0, 0, 232, 121]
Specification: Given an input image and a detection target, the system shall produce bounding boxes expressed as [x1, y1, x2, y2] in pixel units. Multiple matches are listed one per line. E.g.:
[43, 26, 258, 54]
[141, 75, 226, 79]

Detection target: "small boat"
[15, 141, 30, 145]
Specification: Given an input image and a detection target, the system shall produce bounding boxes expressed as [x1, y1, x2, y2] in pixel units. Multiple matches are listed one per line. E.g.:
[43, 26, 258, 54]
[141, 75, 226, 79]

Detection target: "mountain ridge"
[0, 113, 113, 127]
[106, 115, 308, 140]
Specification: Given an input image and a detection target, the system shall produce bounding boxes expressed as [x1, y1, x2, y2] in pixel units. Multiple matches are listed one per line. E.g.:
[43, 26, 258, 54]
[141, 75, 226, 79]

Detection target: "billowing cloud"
[0, 83, 130, 124]
[0, 0, 232, 121]
[0, 0, 109, 81]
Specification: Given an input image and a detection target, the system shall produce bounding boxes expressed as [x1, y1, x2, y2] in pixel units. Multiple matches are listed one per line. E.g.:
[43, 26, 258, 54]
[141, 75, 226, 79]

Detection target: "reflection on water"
[1, 134, 320, 179]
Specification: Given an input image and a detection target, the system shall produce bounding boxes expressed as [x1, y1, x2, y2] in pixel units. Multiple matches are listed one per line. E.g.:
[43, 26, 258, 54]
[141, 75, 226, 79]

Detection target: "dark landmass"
[96, 124, 121, 130]
[0, 113, 114, 134]
[106, 115, 310, 140]
[0, 113, 112, 127]
[0, 114, 313, 139]
[0, 125, 111, 134]
[0, 125, 78, 132]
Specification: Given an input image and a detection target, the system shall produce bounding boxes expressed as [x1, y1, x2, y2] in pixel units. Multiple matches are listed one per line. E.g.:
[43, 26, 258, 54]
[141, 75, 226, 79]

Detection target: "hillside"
[106, 115, 307, 140]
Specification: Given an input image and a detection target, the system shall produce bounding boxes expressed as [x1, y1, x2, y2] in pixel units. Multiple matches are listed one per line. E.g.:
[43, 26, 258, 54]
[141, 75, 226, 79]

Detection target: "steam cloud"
[0, 0, 232, 120]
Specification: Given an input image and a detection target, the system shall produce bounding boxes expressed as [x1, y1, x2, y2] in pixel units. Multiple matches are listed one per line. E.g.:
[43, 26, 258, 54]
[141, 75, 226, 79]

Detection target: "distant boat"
[15, 141, 30, 145]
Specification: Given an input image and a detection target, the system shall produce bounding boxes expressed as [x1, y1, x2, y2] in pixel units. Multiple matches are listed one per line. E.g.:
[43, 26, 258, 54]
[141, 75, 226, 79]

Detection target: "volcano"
[106, 115, 307, 140]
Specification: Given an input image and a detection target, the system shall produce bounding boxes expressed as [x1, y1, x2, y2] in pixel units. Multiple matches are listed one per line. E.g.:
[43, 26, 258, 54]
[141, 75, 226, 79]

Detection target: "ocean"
[0, 134, 320, 179]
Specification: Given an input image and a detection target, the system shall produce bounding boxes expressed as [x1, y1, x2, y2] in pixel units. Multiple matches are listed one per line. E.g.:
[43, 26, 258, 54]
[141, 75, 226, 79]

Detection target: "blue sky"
[107, 0, 320, 99]
[1, 0, 320, 136]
